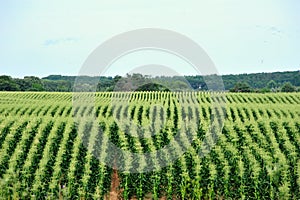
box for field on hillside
[0,92,299,199]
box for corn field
[0,92,299,199]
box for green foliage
[281,82,296,92]
[267,80,277,89]
[1,70,299,92]
[0,92,299,199]
[136,83,170,91]
[0,75,19,91]
[229,82,252,92]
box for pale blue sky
[0,0,299,78]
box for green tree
[24,76,44,91]
[229,82,252,92]
[136,83,170,91]
[0,75,19,91]
[97,78,113,91]
[15,78,31,91]
[281,82,295,92]
[267,80,277,89]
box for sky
[0,0,299,78]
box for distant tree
[267,80,277,89]
[172,80,190,91]
[15,78,31,91]
[113,75,122,84]
[43,75,63,81]
[97,78,113,91]
[136,83,170,91]
[24,76,44,91]
[130,73,146,88]
[281,82,295,92]
[0,75,19,91]
[0,70,299,92]
[185,75,205,90]
[42,79,72,91]
[229,82,252,92]
[221,71,299,90]
[113,73,148,91]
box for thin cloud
[255,25,283,37]
[43,37,79,46]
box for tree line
[0,70,299,92]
